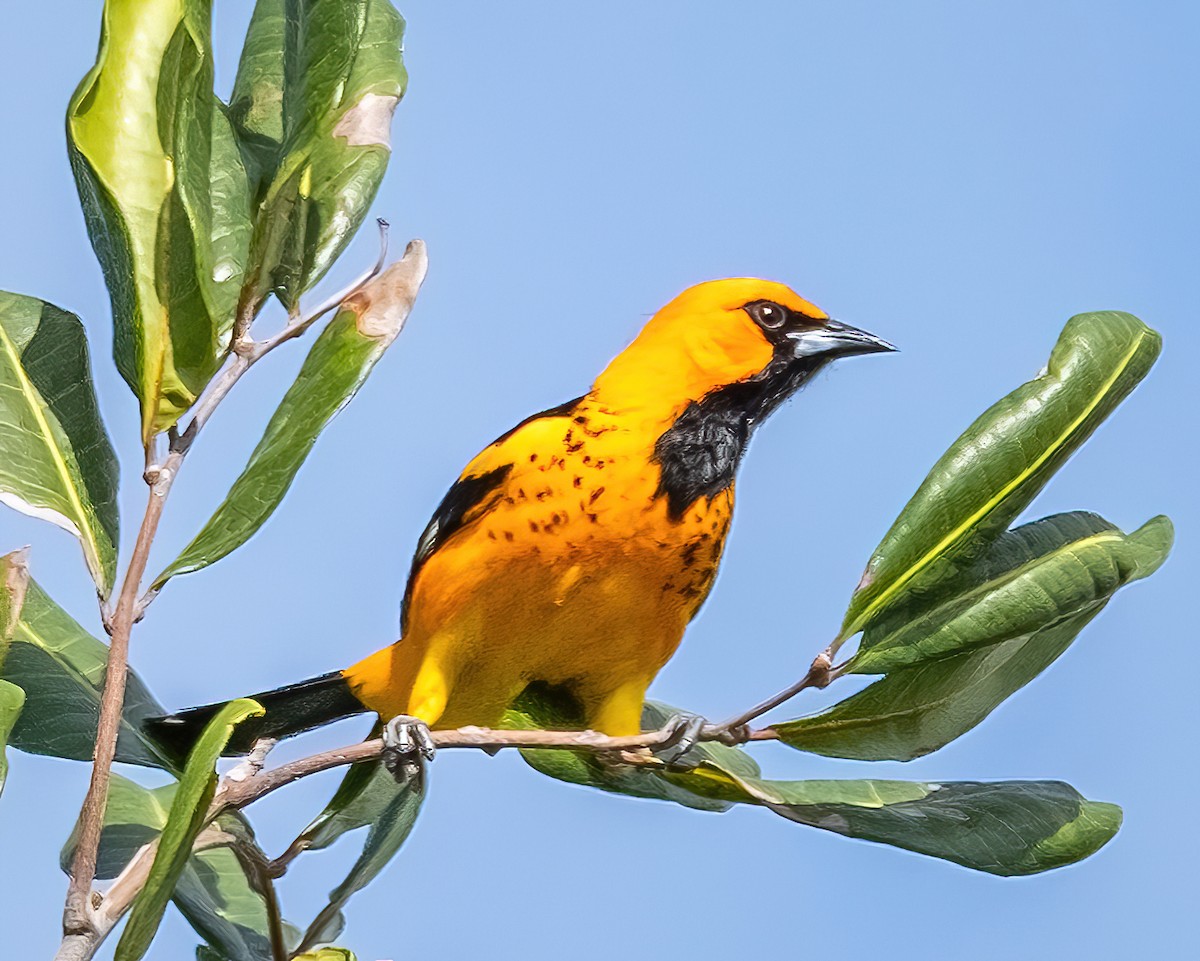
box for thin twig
[134,224,396,618]
[214,720,782,815]
[713,647,835,734]
[227,839,288,961]
[250,219,390,359]
[59,232,407,957]
[62,480,170,935]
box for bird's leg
[382,714,436,782]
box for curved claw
[382,714,436,781]
[654,712,707,768]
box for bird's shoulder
[401,397,586,628]
[461,394,587,479]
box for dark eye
[746,300,789,329]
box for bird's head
[593,278,895,418]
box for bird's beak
[787,319,897,359]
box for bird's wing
[400,396,585,631]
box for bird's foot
[653,712,708,769]
[382,714,436,782]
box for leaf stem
[713,647,836,734]
[249,218,390,359]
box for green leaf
[0,294,120,594]
[840,312,1161,640]
[63,773,282,961]
[0,680,24,799]
[153,244,427,589]
[779,610,1100,762]
[507,691,761,813]
[852,512,1173,674]
[235,0,407,314]
[228,0,286,205]
[290,747,420,955]
[293,951,356,961]
[116,699,264,961]
[61,773,170,881]
[1,578,171,768]
[177,840,282,961]
[68,0,251,440]
[670,767,1120,876]
[776,514,1172,761]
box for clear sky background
[1,2,1197,959]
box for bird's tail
[144,670,367,766]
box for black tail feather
[144,671,366,765]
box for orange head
[592,278,894,417]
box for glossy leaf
[63,773,280,961]
[508,692,762,813]
[153,242,427,589]
[116,699,264,961]
[1,579,171,768]
[178,841,284,961]
[852,512,1173,674]
[234,0,407,314]
[510,691,1119,874]
[0,680,24,799]
[841,312,1161,640]
[227,0,286,204]
[669,767,1120,876]
[293,951,356,961]
[0,294,120,594]
[68,0,251,439]
[776,515,1171,761]
[290,748,419,954]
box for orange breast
[347,399,733,729]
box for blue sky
[1,2,1197,959]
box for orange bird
[151,279,893,761]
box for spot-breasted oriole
[150,278,893,758]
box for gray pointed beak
[787,319,897,359]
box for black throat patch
[652,355,824,519]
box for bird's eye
[746,300,788,329]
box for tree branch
[62,480,169,934]
[714,647,835,734]
[49,662,824,961]
[59,231,407,952]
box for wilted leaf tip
[345,239,428,340]
[333,93,402,148]
[2,547,29,641]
